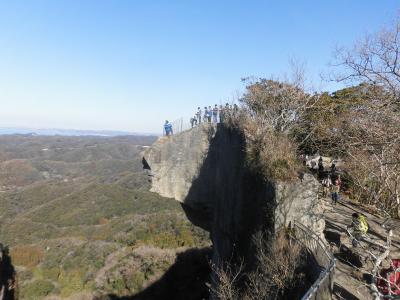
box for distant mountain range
[0,127,157,137]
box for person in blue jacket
[164,120,173,137]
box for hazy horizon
[0,125,159,136]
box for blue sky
[0,1,398,134]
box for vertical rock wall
[143,124,324,269]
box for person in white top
[322,176,332,198]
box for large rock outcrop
[143,124,324,267]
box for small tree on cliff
[240,59,320,136]
[235,60,322,181]
[236,82,303,181]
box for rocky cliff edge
[143,124,325,266]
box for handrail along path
[291,220,336,300]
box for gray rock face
[275,173,325,237]
[143,125,216,230]
[143,124,324,266]
[143,125,215,203]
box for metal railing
[168,116,220,135]
[169,117,192,135]
[291,220,336,300]
[166,105,238,135]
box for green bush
[111,277,127,294]
[41,266,60,281]
[18,269,33,282]
[20,279,55,299]
[59,269,85,297]
[128,272,145,292]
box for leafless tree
[211,261,243,300]
[331,19,400,216]
[341,92,400,215]
[212,231,304,300]
[333,19,400,102]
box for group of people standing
[322,173,342,205]
[303,154,370,247]
[190,103,238,128]
[163,103,239,136]
[317,157,342,205]
[301,155,342,205]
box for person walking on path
[300,154,306,166]
[347,213,369,247]
[337,174,342,188]
[219,105,225,123]
[224,102,232,120]
[330,162,337,175]
[190,116,197,128]
[203,107,208,123]
[336,174,343,197]
[212,104,218,123]
[318,156,324,179]
[322,176,332,198]
[163,120,173,137]
[310,160,316,172]
[331,178,340,205]
[207,106,212,122]
[196,107,202,124]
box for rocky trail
[320,195,400,300]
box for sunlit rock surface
[143,123,324,266]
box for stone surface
[143,123,325,266]
[275,173,325,237]
[144,125,216,203]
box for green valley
[0,135,209,299]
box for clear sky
[0,1,398,134]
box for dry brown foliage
[331,18,400,216]
[213,231,304,300]
[226,111,300,182]
[342,100,400,216]
[246,127,299,181]
[244,231,303,300]
[240,79,315,134]
[225,63,316,182]
[212,261,243,300]
[10,245,44,268]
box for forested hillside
[0,135,209,299]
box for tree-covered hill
[0,135,209,299]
